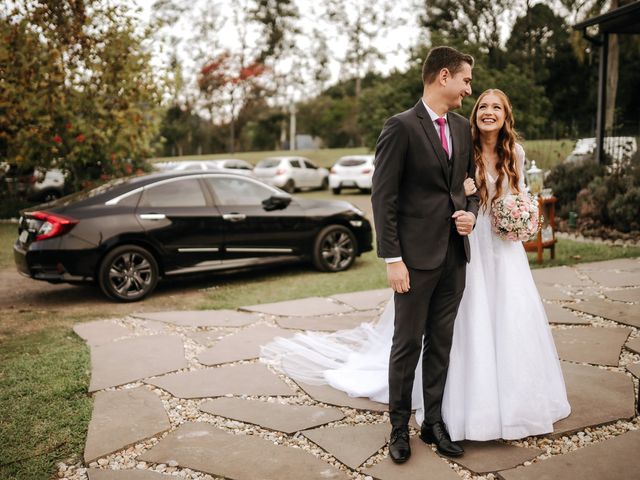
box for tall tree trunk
[605,0,619,132]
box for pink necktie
[435,117,449,157]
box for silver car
[253,156,329,193]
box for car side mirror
[262,194,292,211]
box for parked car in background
[14,171,372,302]
[154,159,255,176]
[564,137,638,166]
[329,155,375,194]
[1,163,67,202]
[253,156,329,193]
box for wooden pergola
[573,1,640,164]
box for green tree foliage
[0,1,163,189]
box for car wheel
[283,179,295,193]
[312,225,357,272]
[359,187,371,194]
[98,245,159,302]
[332,187,342,195]
[320,177,329,190]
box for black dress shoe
[419,421,464,457]
[389,425,411,463]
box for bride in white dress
[262,89,571,441]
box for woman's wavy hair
[470,89,521,210]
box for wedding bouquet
[491,192,542,242]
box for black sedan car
[14,171,372,302]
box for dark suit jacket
[371,100,480,270]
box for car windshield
[256,158,281,168]
[338,158,368,167]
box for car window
[290,160,301,168]
[140,178,207,207]
[303,160,317,169]
[205,177,274,206]
[338,158,367,167]
[256,158,281,168]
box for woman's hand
[464,177,477,196]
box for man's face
[443,63,472,110]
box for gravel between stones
[59,280,640,480]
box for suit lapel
[414,101,450,187]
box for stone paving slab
[133,310,260,327]
[565,298,640,328]
[577,258,640,272]
[448,441,543,474]
[551,326,631,366]
[200,397,345,433]
[605,288,640,303]
[626,336,640,355]
[147,363,294,398]
[241,297,354,317]
[139,422,349,480]
[303,423,389,469]
[298,382,388,412]
[535,283,574,301]
[198,324,294,365]
[584,270,640,288]
[363,436,460,480]
[627,362,640,379]
[84,387,170,463]
[543,303,589,325]
[276,311,378,331]
[185,329,232,346]
[551,362,635,436]
[89,335,187,392]
[88,470,174,480]
[73,320,132,346]
[500,429,640,480]
[532,266,590,286]
[330,289,392,311]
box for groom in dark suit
[371,46,479,463]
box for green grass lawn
[0,216,638,479]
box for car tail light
[30,211,79,241]
[362,168,372,174]
[28,175,38,184]
[275,168,286,175]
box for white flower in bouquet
[491,192,542,241]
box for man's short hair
[422,46,474,85]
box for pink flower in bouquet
[505,197,516,210]
[511,208,521,218]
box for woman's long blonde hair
[470,89,521,210]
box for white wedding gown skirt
[261,211,571,441]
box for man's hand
[387,261,410,293]
[452,210,475,236]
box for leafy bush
[608,187,640,232]
[573,149,640,233]
[545,158,605,218]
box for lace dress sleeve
[516,143,526,193]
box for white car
[329,155,375,194]
[154,159,255,176]
[253,156,329,193]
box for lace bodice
[481,143,527,204]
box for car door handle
[223,213,246,222]
[139,213,166,220]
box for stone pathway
[61,259,640,480]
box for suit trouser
[388,233,466,426]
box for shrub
[545,159,605,218]
[608,187,640,232]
